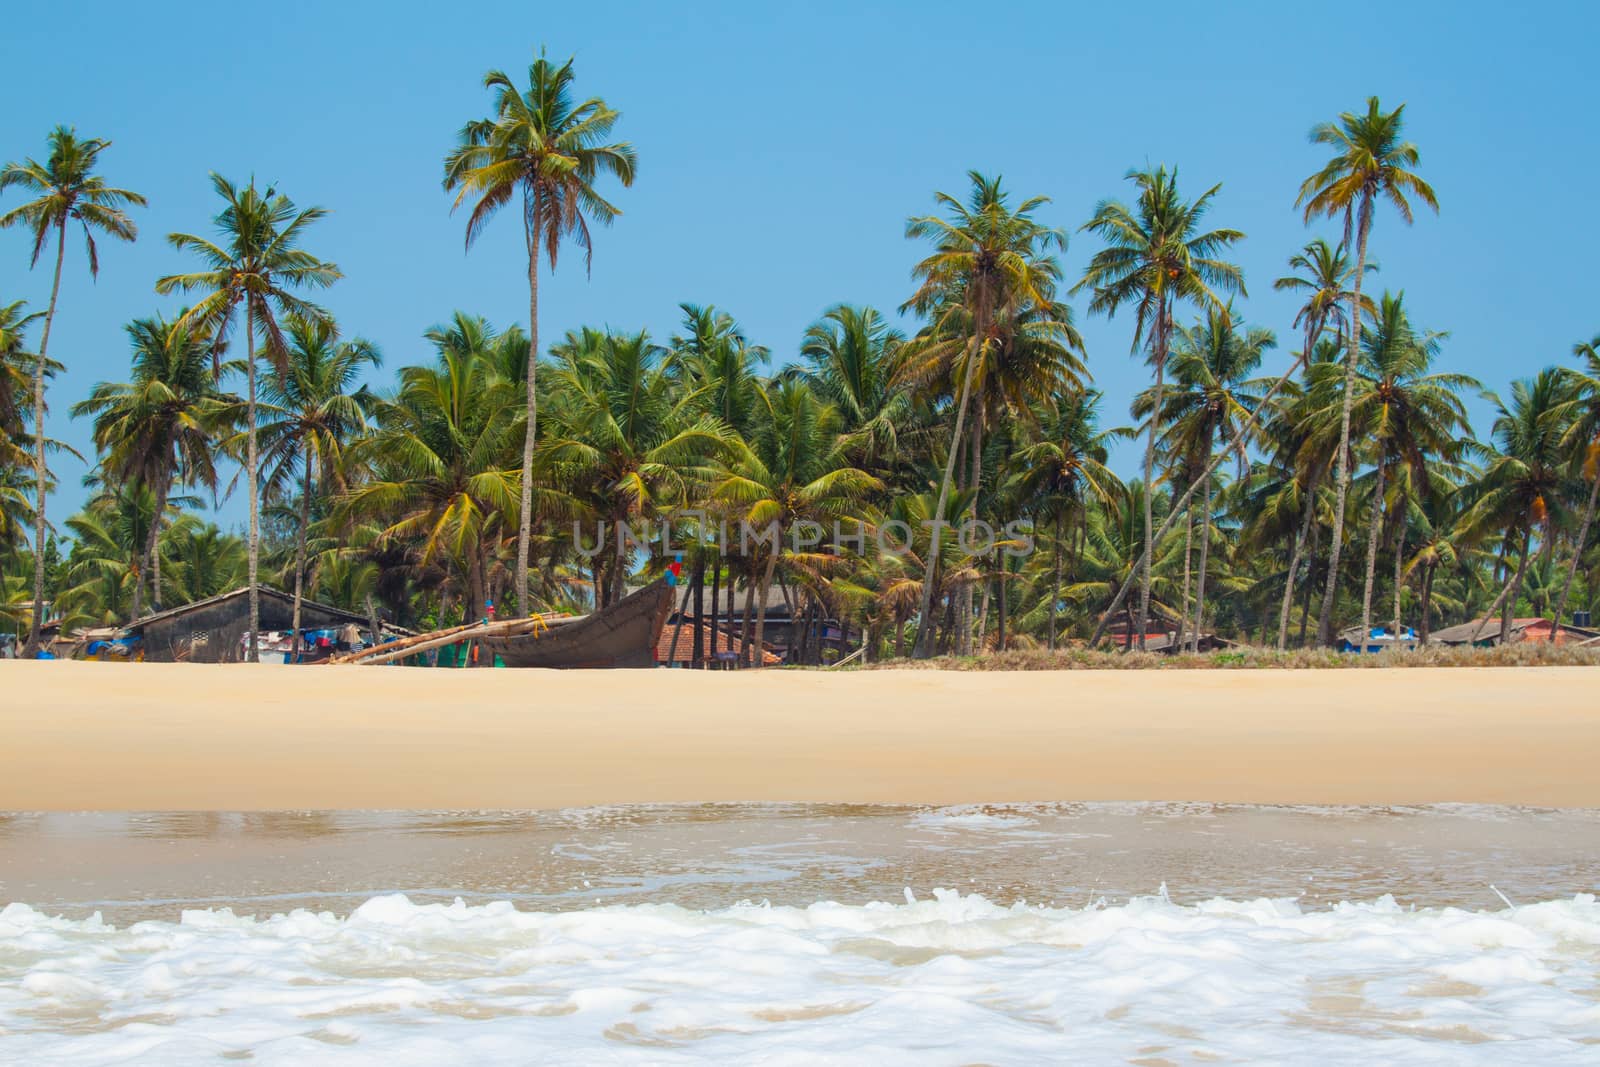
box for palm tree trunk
[1551,464,1599,640]
[1391,511,1406,640]
[1137,297,1170,651]
[996,555,1008,653]
[710,559,722,660]
[1359,462,1385,643]
[515,228,540,617]
[751,542,780,668]
[1277,472,1317,650]
[24,221,66,655]
[139,469,170,622]
[1500,528,1532,644]
[245,302,261,663]
[1048,512,1062,652]
[739,566,757,667]
[1195,473,1212,650]
[691,551,707,668]
[1419,563,1435,644]
[1470,532,1527,645]
[1316,202,1372,646]
[365,594,382,652]
[290,459,313,662]
[1178,497,1193,652]
[148,471,167,614]
[913,291,987,658]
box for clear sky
[3,0,1596,526]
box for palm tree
[902,172,1066,656]
[0,127,146,652]
[1006,391,1125,649]
[72,313,234,618]
[794,304,907,467]
[1310,292,1472,643]
[1143,306,1276,648]
[337,339,524,623]
[1270,242,1371,647]
[1298,97,1438,646]
[1076,165,1244,648]
[1551,335,1600,639]
[162,517,247,605]
[542,327,731,606]
[713,378,881,664]
[0,300,43,465]
[444,49,638,618]
[255,315,380,659]
[155,174,341,660]
[1465,371,1573,642]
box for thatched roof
[123,585,369,632]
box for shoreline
[4,661,1598,810]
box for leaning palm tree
[444,48,638,618]
[72,313,234,618]
[902,171,1066,656]
[255,315,380,659]
[1298,97,1438,646]
[1075,165,1244,648]
[1550,334,1600,639]
[155,175,341,660]
[0,127,146,651]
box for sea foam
[3,890,1599,1064]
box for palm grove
[4,61,1599,663]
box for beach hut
[1429,616,1600,648]
[122,586,376,663]
[1337,625,1421,654]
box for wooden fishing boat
[477,578,674,668]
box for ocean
[2,804,1598,1063]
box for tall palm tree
[1142,306,1276,648]
[902,171,1066,656]
[0,127,146,651]
[1076,165,1244,648]
[255,315,380,658]
[444,49,638,617]
[72,313,234,618]
[1311,292,1472,643]
[1551,335,1600,639]
[155,174,341,660]
[1298,97,1438,646]
[1270,242,1371,647]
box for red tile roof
[656,620,780,666]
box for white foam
[2,892,1598,1064]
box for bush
[858,642,1600,671]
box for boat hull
[478,580,673,668]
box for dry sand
[3,661,1598,810]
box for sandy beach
[2,661,1598,810]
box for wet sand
[3,661,1598,810]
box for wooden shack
[124,586,371,663]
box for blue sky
[3,0,1596,526]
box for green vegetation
[3,65,1599,664]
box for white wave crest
[3,891,1599,1064]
